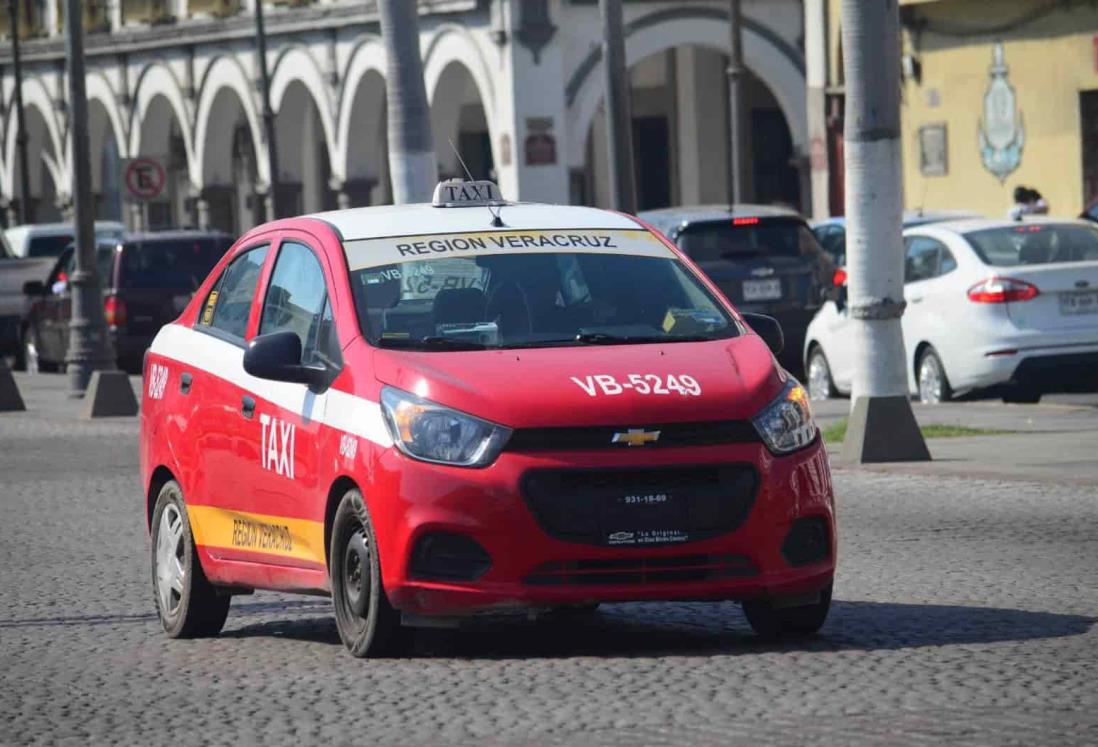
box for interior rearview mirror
[741,313,784,356]
[244,331,324,388]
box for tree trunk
[378,0,437,204]
[839,0,929,463]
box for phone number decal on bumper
[571,374,701,397]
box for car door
[232,237,339,572]
[187,243,272,545]
[902,235,957,388]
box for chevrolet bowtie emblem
[611,429,661,447]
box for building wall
[900,0,1098,217]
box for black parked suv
[639,205,834,376]
[22,231,232,373]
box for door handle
[179,372,193,394]
[241,395,256,419]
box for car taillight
[967,277,1039,303]
[104,295,127,326]
[832,268,847,287]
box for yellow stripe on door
[187,505,326,566]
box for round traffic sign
[124,157,167,201]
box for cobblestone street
[1,378,1096,746]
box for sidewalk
[815,398,1098,486]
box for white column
[172,1,189,21]
[675,47,702,206]
[302,106,323,214]
[805,0,830,219]
[108,0,123,30]
[495,0,570,204]
[44,0,61,37]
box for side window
[199,245,270,340]
[905,237,945,283]
[260,242,333,367]
[939,247,957,275]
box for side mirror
[244,331,323,387]
[741,312,784,356]
[22,280,47,296]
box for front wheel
[917,347,952,404]
[329,489,405,657]
[742,584,832,639]
[150,481,230,638]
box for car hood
[370,335,785,428]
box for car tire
[806,347,838,401]
[917,347,953,404]
[150,480,230,638]
[742,583,832,639]
[329,488,406,658]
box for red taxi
[141,180,836,657]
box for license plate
[604,492,688,546]
[743,278,782,301]
[1060,290,1098,315]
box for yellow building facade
[826,0,1098,218]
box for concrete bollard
[0,365,26,412]
[81,370,139,418]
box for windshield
[28,233,77,258]
[677,218,821,262]
[966,224,1098,267]
[346,229,737,350]
[119,237,230,290]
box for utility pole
[64,0,117,395]
[839,0,929,464]
[727,0,748,204]
[598,0,637,214]
[8,0,31,224]
[254,0,280,221]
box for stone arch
[3,74,64,200]
[85,72,127,157]
[194,54,267,188]
[128,62,196,181]
[428,60,494,181]
[335,36,389,204]
[566,9,807,168]
[270,45,338,173]
[423,25,498,166]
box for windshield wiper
[574,332,715,345]
[377,336,489,351]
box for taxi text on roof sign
[432,179,504,208]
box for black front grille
[504,421,760,452]
[525,554,757,586]
[522,465,757,547]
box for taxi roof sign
[432,179,504,208]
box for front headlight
[752,379,818,454]
[380,386,512,467]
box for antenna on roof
[447,137,506,228]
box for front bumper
[368,439,836,616]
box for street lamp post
[727,0,748,204]
[598,0,637,214]
[254,0,280,221]
[8,0,32,224]
[64,0,116,395]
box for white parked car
[804,218,1098,404]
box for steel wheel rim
[155,504,186,618]
[342,529,371,619]
[807,354,831,400]
[24,339,38,374]
[919,356,942,404]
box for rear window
[676,218,821,261]
[965,224,1098,267]
[120,238,231,290]
[28,234,76,258]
